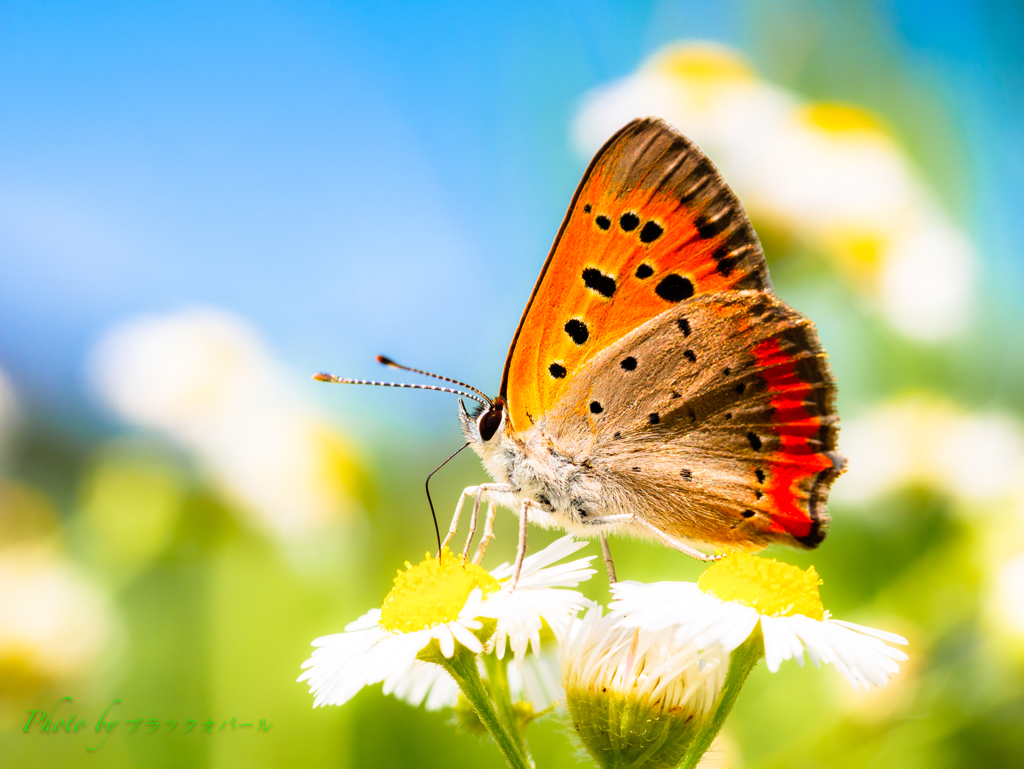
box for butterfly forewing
[542,292,844,550]
[501,118,771,434]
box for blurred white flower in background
[573,42,975,341]
[89,308,361,540]
[836,395,1024,509]
[0,546,118,694]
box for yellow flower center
[698,553,824,620]
[649,44,754,85]
[378,550,500,633]
[801,103,884,136]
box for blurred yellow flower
[72,443,184,586]
[0,546,117,698]
[573,42,975,341]
[89,308,362,540]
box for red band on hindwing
[752,337,834,539]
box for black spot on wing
[635,263,654,279]
[742,509,756,518]
[596,215,611,230]
[683,350,696,363]
[620,356,637,371]
[755,468,765,483]
[747,432,762,450]
[648,413,660,425]
[656,275,694,302]
[548,362,566,379]
[583,203,592,213]
[590,401,603,414]
[680,469,692,481]
[677,318,691,336]
[582,268,616,298]
[619,212,640,232]
[640,221,663,243]
[565,319,589,345]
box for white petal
[760,615,807,672]
[449,620,484,653]
[788,616,908,689]
[830,619,909,646]
[298,628,427,708]
[384,660,460,711]
[435,624,456,658]
[490,535,592,583]
[344,608,383,632]
[611,580,760,651]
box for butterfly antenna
[312,373,489,407]
[376,355,492,406]
[425,442,470,559]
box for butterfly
[320,117,845,583]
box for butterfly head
[460,396,507,447]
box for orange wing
[501,118,772,433]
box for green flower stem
[679,627,765,769]
[482,653,531,759]
[441,649,533,769]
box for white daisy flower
[298,536,595,708]
[610,553,908,690]
[485,534,597,665]
[90,308,361,540]
[561,606,728,769]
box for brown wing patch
[501,117,770,434]
[543,292,844,551]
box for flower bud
[561,608,726,769]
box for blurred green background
[2,1,1023,767]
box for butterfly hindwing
[542,292,844,550]
[501,118,771,434]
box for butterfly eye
[477,406,504,442]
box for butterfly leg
[633,518,723,562]
[461,491,483,564]
[440,490,470,551]
[442,484,512,551]
[581,513,722,562]
[599,534,617,584]
[472,502,497,566]
[511,499,545,590]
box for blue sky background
[1,0,1021,437]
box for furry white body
[457,400,706,556]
